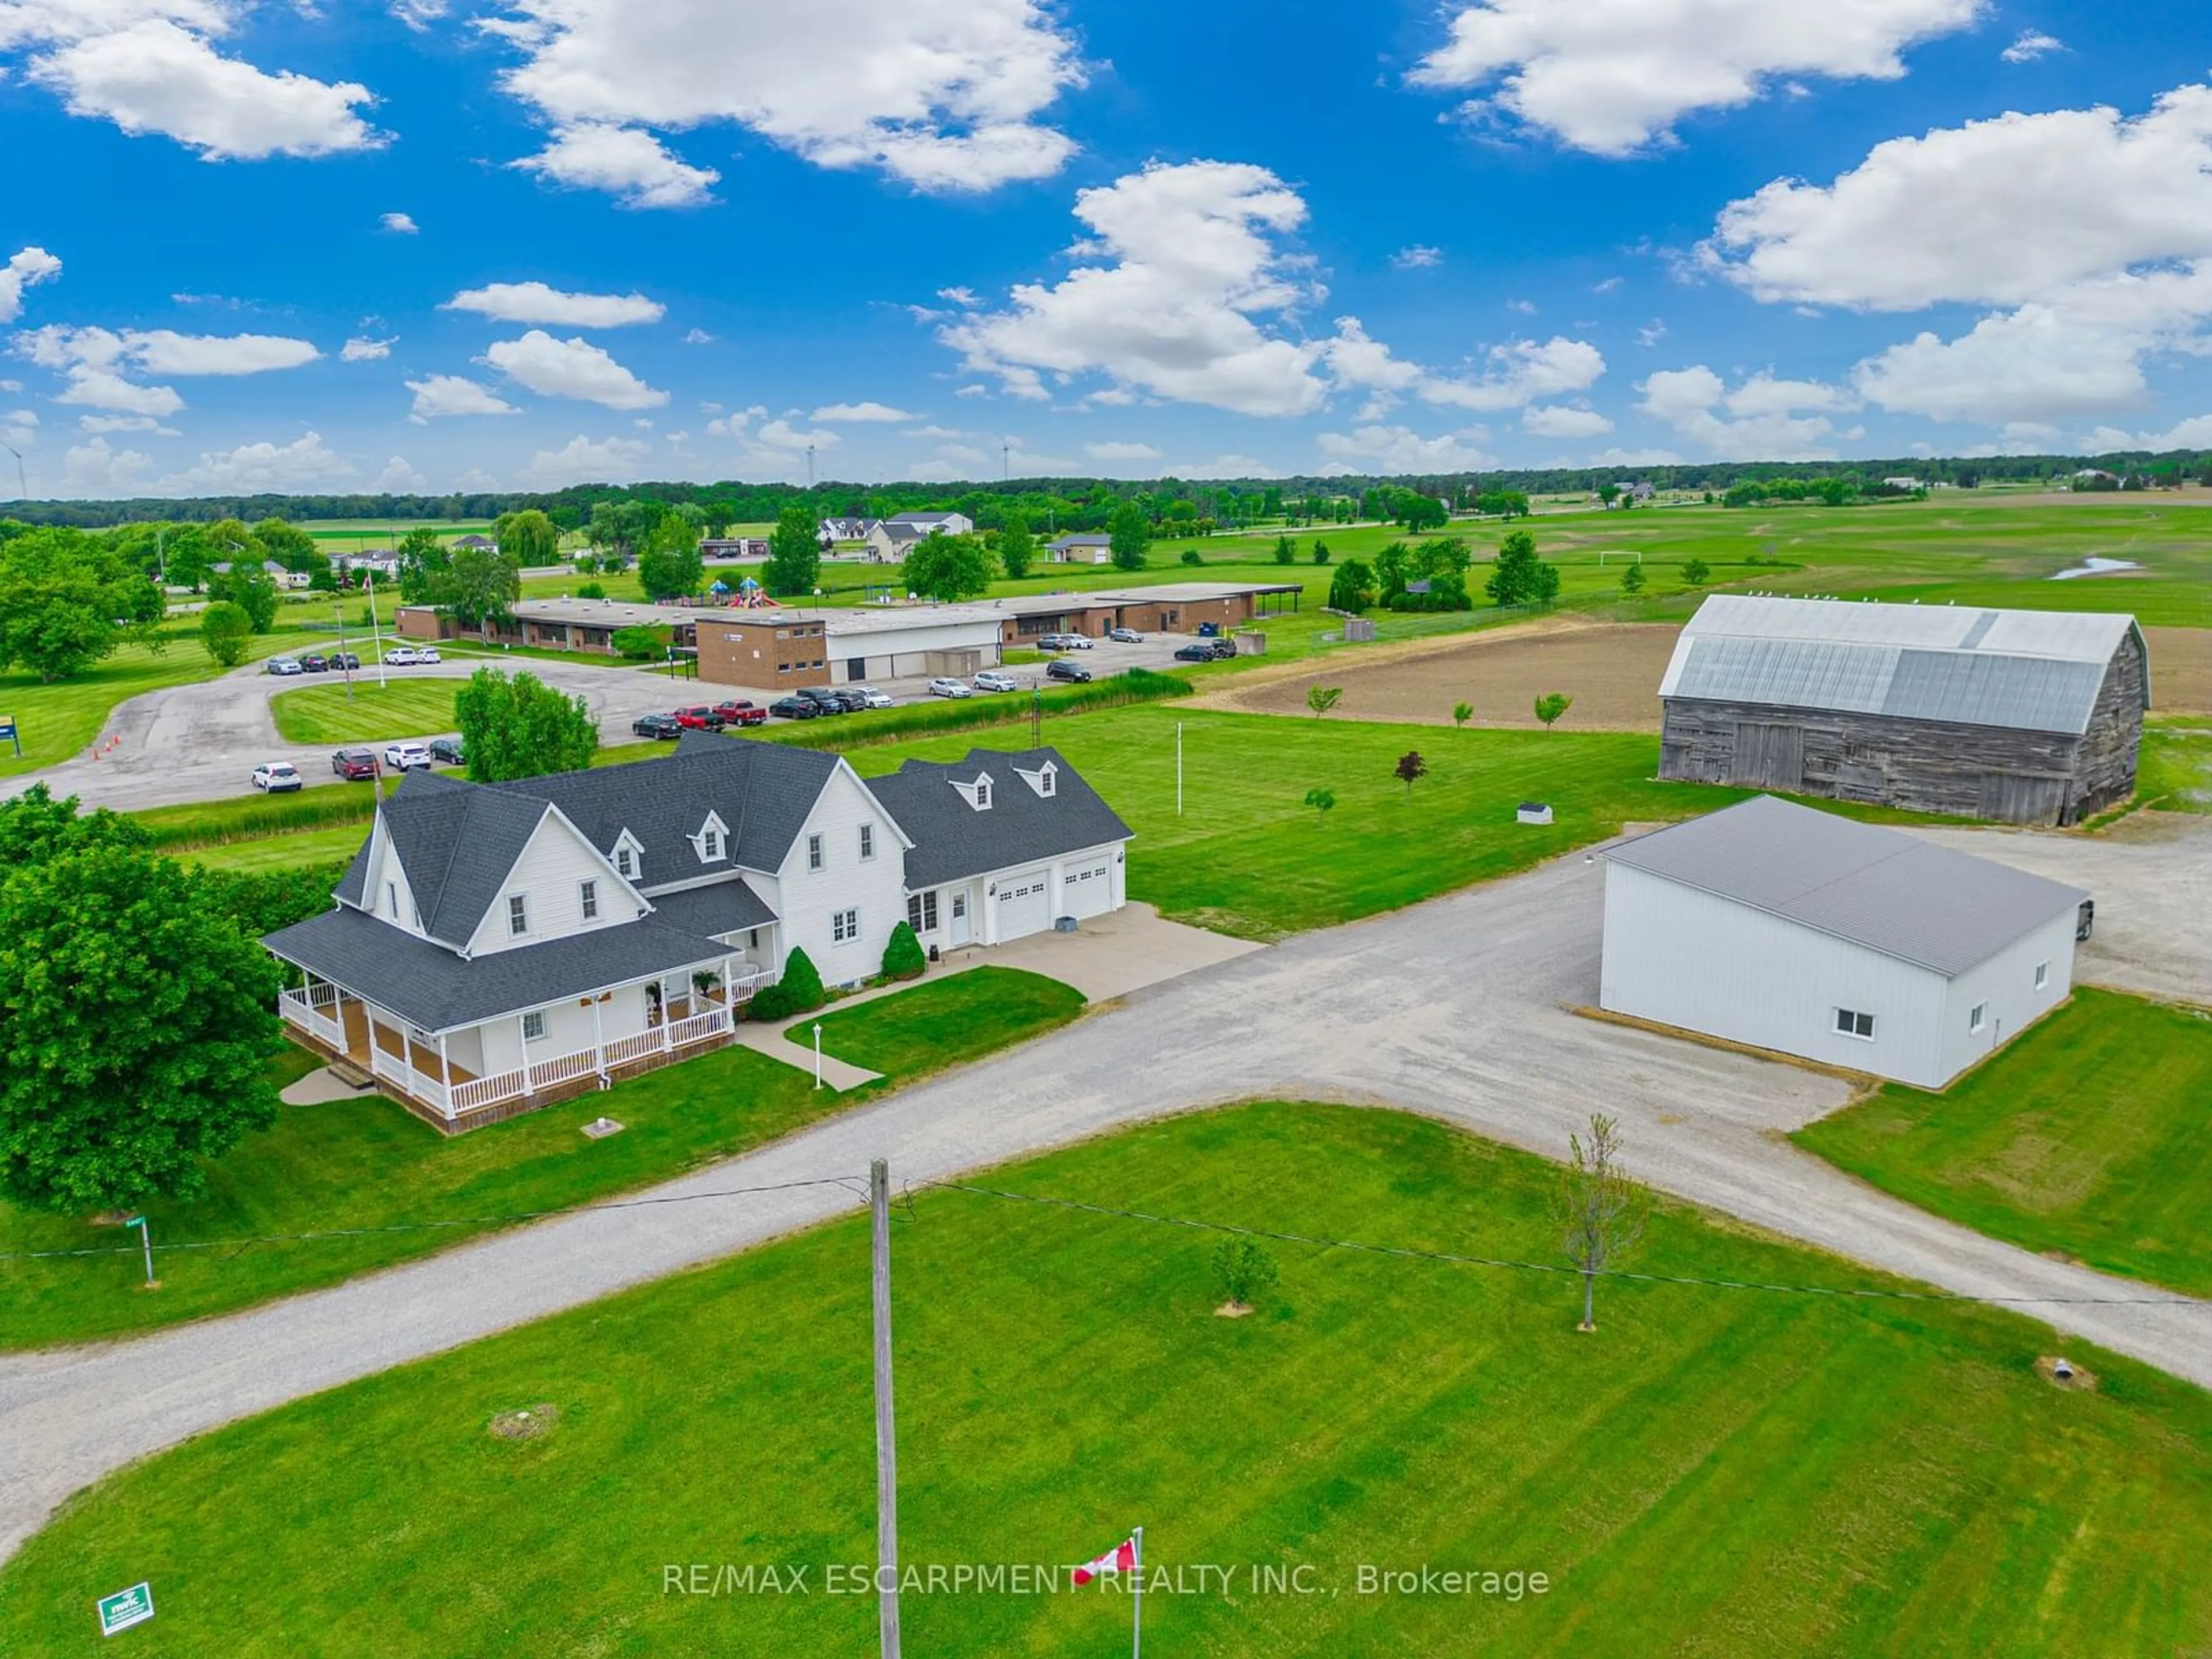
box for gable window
[703,827,723,860]
[1040,768,1055,797]
[616,846,635,878]
[975,779,991,809]
[808,833,824,872]
[832,908,859,945]
[507,895,529,937]
[1834,1007,1875,1041]
[386,880,399,920]
[859,824,875,861]
[907,891,939,933]
[2034,961,2050,991]
[522,1010,545,1041]
[580,880,600,921]
[1968,1001,1988,1035]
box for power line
[0,1176,869,1264]
[915,1180,2208,1311]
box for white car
[251,762,302,793]
[851,686,895,709]
[383,741,433,770]
[927,677,974,699]
[1062,632,1096,649]
[417,646,441,664]
[382,647,423,666]
[972,670,1020,693]
[265,657,303,676]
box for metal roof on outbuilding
[1605,795,2087,976]
[1658,596,2145,735]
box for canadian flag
[1071,1536,1138,1585]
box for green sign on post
[0,713,18,759]
[97,1582,154,1637]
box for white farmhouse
[1600,796,2088,1088]
[266,734,1132,1129]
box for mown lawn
[1795,988,2212,1297]
[3,1103,2207,1656]
[0,1043,841,1350]
[792,967,1086,1078]
[268,679,461,744]
[2138,720,2212,813]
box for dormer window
[974,779,990,809]
[694,812,729,865]
[1040,768,1055,797]
[1016,761,1058,799]
[703,827,722,860]
[616,846,634,878]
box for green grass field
[267,680,461,744]
[185,823,371,871]
[4,1103,2206,1655]
[2138,720,2212,813]
[1795,988,2212,1297]
[794,967,1086,1079]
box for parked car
[1107,627,1143,643]
[797,688,847,715]
[672,705,726,732]
[973,669,1020,693]
[383,647,425,666]
[1036,632,1078,651]
[712,699,768,728]
[331,748,380,781]
[927,676,974,699]
[329,652,361,671]
[631,713,684,740]
[384,741,433,771]
[1207,637,1239,660]
[1046,659,1093,684]
[767,696,818,720]
[266,657,304,676]
[298,653,329,673]
[1063,633,1096,649]
[1172,642,1215,663]
[417,647,442,664]
[833,688,874,712]
[251,762,302,793]
[429,736,465,766]
[850,686,895,709]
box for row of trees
[0,527,166,681]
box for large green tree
[998,511,1035,580]
[209,560,279,632]
[588,499,656,569]
[199,601,252,667]
[396,527,449,604]
[456,668,599,782]
[0,527,157,681]
[763,504,821,597]
[903,531,995,601]
[1326,559,1376,613]
[1486,529,1562,608]
[494,509,563,568]
[0,783,147,865]
[433,545,522,634]
[0,838,282,1214]
[637,514,706,601]
[252,517,321,573]
[1108,501,1150,572]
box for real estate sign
[97,1582,154,1637]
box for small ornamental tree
[1395,749,1428,793]
[1681,558,1713,588]
[1108,502,1151,571]
[999,512,1035,580]
[1556,1113,1649,1332]
[1327,558,1374,613]
[1452,700,1474,728]
[1486,529,1562,608]
[1306,684,1343,718]
[1274,535,1297,565]
[1619,561,1647,596]
[764,504,823,597]
[0,844,282,1214]
[1533,692,1574,732]
[881,921,926,982]
[1303,786,1335,821]
[1211,1238,1279,1312]
[199,600,252,668]
[1180,549,1203,567]
[778,946,827,1012]
[609,625,666,662]
[1311,540,1331,566]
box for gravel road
[1,817,2205,1564]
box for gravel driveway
[2,817,2206,1564]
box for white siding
[1934,910,2079,1083]
[1601,862,1954,1086]
[466,809,642,957]
[475,982,653,1074]
[774,766,911,985]
[359,815,426,938]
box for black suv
[797,688,847,715]
[1046,659,1093,684]
[768,695,818,719]
[429,736,465,766]
[631,713,684,740]
[828,688,871,712]
[298,653,329,673]
[1173,642,1214,663]
[329,652,361,671]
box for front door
[949,890,972,947]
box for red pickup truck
[712,699,769,728]
[672,705,726,732]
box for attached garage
[994,871,1052,940]
[1063,855,1115,920]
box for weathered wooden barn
[1657,596,2149,825]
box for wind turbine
[1,442,25,502]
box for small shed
[1601,796,2086,1087]
[1517,802,1553,825]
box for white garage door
[1063,858,1114,921]
[996,871,1051,940]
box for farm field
[269,680,461,745]
[1795,988,2212,1298]
[3,1103,2207,1655]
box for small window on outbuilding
[2034,960,2050,991]
[1834,1007,1875,1040]
[1969,1002,1987,1035]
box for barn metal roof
[1658,596,2146,735]
[1606,795,2088,976]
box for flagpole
[1131,1526,1143,1659]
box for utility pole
[335,601,355,704]
[365,569,388,688]
[871,1159,902,1658]
[807,445,816,490]
[1176,721,1183,817]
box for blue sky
[3,0,2210,498]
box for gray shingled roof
[868,747,1133,889]
[646,879,778,938]
[264,908,732,1033]
[377,773,550,946]
[1605,796,2087,975]
[1659,596,2146,736]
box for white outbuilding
[1600,796,2089,1088]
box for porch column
[517,1013,531,1084]
[592,995,608,1070]
[437,1031,454,1121]
[722,954,738,1031]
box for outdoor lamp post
[813,1022,824,1090]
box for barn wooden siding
[1658,631,2146,826]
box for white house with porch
[266,733,1131,1130]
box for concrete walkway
[2,821,2208,1565]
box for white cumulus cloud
[0,247,62,323]
[341,336,394,362]
[812,401,916,422]
[380,210,419,233]
[161,430,351,491]
[1522,403,1615,438]
[1391,244,1443,269]
[63,435,151,494]
[527,433,653,485]
[1316,424,1499,474]
[445,281,665,327]
[406,373,521,421]
[482,329,668,409]
[1408,0,1980,155]
[1084,440,1164,462]
[375,454,430,491]
[18,322,316,415]
[511,122,721,209]
[1638,365,1856,458]
[2001,29,2063,63]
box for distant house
[332,552,403,581]
[868,521,931,563]
[211,557,311,590]
[701,538,768,560]
[452,534,497,553]
[1881,477,1927,492]
[818,517,873,545]
[887,510,975,537]
[1047,533,1114,565]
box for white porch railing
[279,986,342,1050]
[728,967,774,1002]
[601,1029,664,1069]
[452,1066,528,1114]
[527,1048,600,1093]
[666,1009,726,1048]
[407,1066,450,1114]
